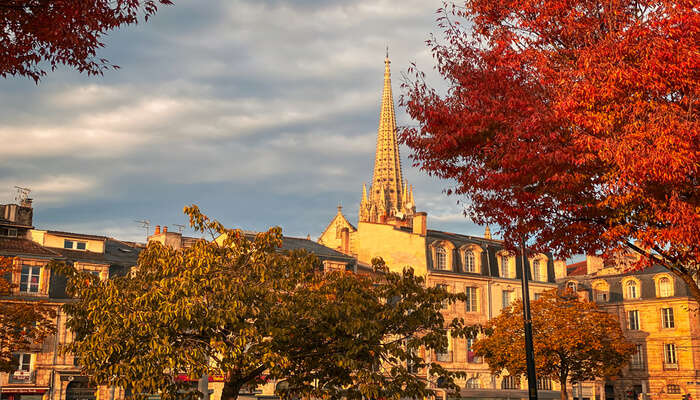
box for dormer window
[64,239,87,251]
[592,281,609,302]
[658,277,672,297]
[566,281,577,292]
[625,280,640,299]
[498,253,512,278]
[532,259,541,281]
[435,247,448,270]
[465,250,476,273]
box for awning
[0,388,49,394]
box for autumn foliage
[55,206,473,400]
[0,0,172,82]
[473,290,634,400]
[0,256,56,373]
[401,1,700,303]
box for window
[627,310,640,330]
[593,282,608,302]
[501,376,520,390]
[465,287,478,312]
[466,378,480,389]
[467,335,481,363]
[566,281,577,292]
[626,280,639,299]
[0,227,18,237]
[500,255,510,278]
[630,344,644,369]
[436,247,448,270]
[667,385,681,394]
[15,353,31,372]
[532,259,541,281]
[436,284,449,309]
[64,239,87,250]
[658,277,672,297]
[502,290,513,309]
[662,308,675,329]
[19,265,41,293]
[663,343,677,366]
[534,293,542,301]
[464,250,476,273]
[537,378,552,391]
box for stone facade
[562,256,700,400]
[318,55,570,399]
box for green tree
[53,206,472,400]
[473,290,634,400]
[0,256,56,372]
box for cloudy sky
[0,0,486,242]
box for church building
[319,54,568,398]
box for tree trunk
[220,378,243,400]
[671,266,700,309]
[559,375,568,400]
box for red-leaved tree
[0,0,172,82]
[401,1,699,302]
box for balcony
[8,370,36,384]
[663,362,679,371]
[436,351,453,362]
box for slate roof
[104,238,143,266]
[0,237,61,258]
[279,236,355,264]
[52,248,108,264]
[46,230,108,241]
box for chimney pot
[163,226,168,233]
[154,225,161,235]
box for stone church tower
[359,52,416,224]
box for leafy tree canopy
[0,0,172,82]
[401,0,700,303]
[53,206,474,400]
[473,290,634,400]
[0,256,56,372]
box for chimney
[154,225,161,235]
[163,226,168,233]
[412,212,427,236]
[340,227,350,254]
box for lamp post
[519,236,538,400]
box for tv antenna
[134,220,151,239]
[14,186,31,203]
[173,224,185,234]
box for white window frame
[626,281,639,299]
[465,287,478,312]
[502,290,512,309]
[465,250,476,273]
[16,353,31,372]
[664,343,677,365]
[435,247,448,270]
[658,277,672,297]
[19,265,41,294]
[627,310,640,330]
[661,307,675,329]
[500,254,510,278]
[532,259,541,281]
[631,344,644,368]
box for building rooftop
[0,237,61,258]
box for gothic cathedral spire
[359,52,416,223]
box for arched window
[500,254,510,278]
[466,378,480,389]
[626,280,639,299]
[465,250,476,273]
[658,277,672,297]
[532,259,541,281]
[436,247,447,270]
[566,281,577,292]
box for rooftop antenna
[14,186,31,204]
[173,224,185,234]
[135,219,150,240]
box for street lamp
[519,236,538,400]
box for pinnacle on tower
[484,225,492,239]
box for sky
[0,0,487,243]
